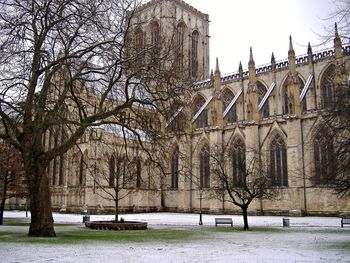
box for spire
[335,22,340,39]
[288,36,296,75]
[248,47,255,71]
[249,47,254,65]
[334,22,342,60]
[248,47,256,85]
[307,42,312,55]
[307,42,314,67]
[215,57,220,75]
[238,61,243,78]
[213,57,221,93]
[271,52,276,70]
[288,35,295,58]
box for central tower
[133,0,210,80]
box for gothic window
[176,22,186,74]
[223,89,237,124]
[168,102,185,132]
[313,129,335,184]
[58,126,65,186]
[135,27,144,66]
[171,146,179,189]
[116,156,127,188]
[199,144,210,188]
[191,30,199,78]
[52,128,58,185]
[109,156,115,187]
[231,139,245,187]
[284,90,289,115]
[320,64,335,108]
[270,135,288,187]
[79,154,85,185]
[300,82,307,112]
[150,21,160,60]
[136,159,141,189]
[193,95,208,129]
[283,76,306,115]
[257,82,269,118]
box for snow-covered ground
[1,211,350,263]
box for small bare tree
[210,145,274,230]
[0,143,27,225]
[92,140,141,222]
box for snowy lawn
[0,211,349,263]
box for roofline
[136,0,209,20]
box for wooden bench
[215,218,233,227]
[341,217,350,228]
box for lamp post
[199,189,203,225]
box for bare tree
[0,143,27,225]
[317,82,350,196]
[0,0,185,237]
[327,0,350,42]
[210,145,274,230]
[90,126,154,222]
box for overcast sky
[184,0,338,75]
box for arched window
[52,128,59,185]
[168,102,185,132]
[320,65,335,108]
[193,95,208,129]
[109,156,115,187]
[257,82,269,118]
[223,89,237,124]
[171,146,179,189]
[199,144,210,188]
[231,139,245,187]
[79,154,85,185]
[300,82,307,112]
[135,27,144,65]
[283,76,306,114]
[176,22,186,74]
[270,135,288,187]
[150,21,159,53]
[191,30,199,78]
[58,126,65,186]
[314,129,334,184]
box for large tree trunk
[28,166,55,237]
[24,144,56,237]
[242,206,249,231]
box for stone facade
[46,0,350,216]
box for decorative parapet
[192,45,350,89]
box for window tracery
[270,135,288,187]
[199,144,210,188]
[231,139,245,187]
[193,95,208,129]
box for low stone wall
[85,221,148,230]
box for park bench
[215,218,233,227]
[341,217,350,228]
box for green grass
[0,227,206,245]
[0,224,288,245]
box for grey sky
[184,0,337,75]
